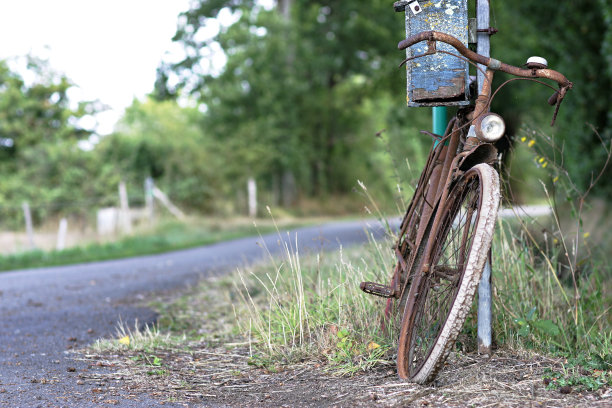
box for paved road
[0,219,390,407]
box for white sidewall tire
[411,163,500,384]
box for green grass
[91,212,611,380]
[490,215,611,356]
[232,233,398,373]
[542,353,612,392]
[227,214,611,375]
[0,217,310,272]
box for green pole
[433,106,447,146]
[433,106,447,135]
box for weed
[542,354,611,392]
[92,319,177,353]
[494,126,612,356]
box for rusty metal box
[396,0,470,107]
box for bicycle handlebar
[398,31,572,89]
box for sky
[0,0,192,135]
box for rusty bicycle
[360,27,572,383]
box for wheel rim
[402,171,483,379]
[386,193,428,325]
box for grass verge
[79,220,610,406]
[94,216,610,377]
[0,216,314,271]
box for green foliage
[97,98,229,212]
[0,57,105,227]
[492,1,612,196]
[1,1,610,230]
[492,216,611,355]
[158,0,427,202]
[0,57,94,161]
[513,306,560,339]
[543,354,612,392]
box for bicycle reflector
[474,113,506,142]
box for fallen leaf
[367,341,380,351]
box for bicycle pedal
[359,282,398,298]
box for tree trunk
[277,0,292,19]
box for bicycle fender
[458,144,498,172]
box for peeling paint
[404,0,469,106]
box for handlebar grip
[548,91,560,106]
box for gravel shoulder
[75,270,610,408]
[77,345,611,407]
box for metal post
[477,0,493,356]
[433,106,447,137]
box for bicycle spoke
[404,173,484,378]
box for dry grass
[77,334,611,407]
[75,270,611,407]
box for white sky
[0,0,193,135]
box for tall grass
[233,210,610,376]
[233,129,611,372]
[492,125,612,358]
[234,227,397,372]
[492,215,611,356]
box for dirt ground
[75,340,610,407]
[72,268,611,408]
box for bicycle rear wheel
[397,163,500,383]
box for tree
[0,57,103,225]
[98,98,228,212]
[492,1,612,195]
[156,1,409,201]
[0,57,95,163]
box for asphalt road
[0,219,390,407]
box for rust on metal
[476,26,498,35]
[432,265,461,282]
[359,281,399,299]
[458,144,498,171]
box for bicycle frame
[389,70,499,307]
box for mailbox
[395,0,470,107]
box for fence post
[477,0,493,356]
[56,218,68,251]
[145,177,155,223]
[22,202,35,250]
[118,181,132,234]
[152,187,186,220]
[247,177,257,218]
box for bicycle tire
[397,163,500,383]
